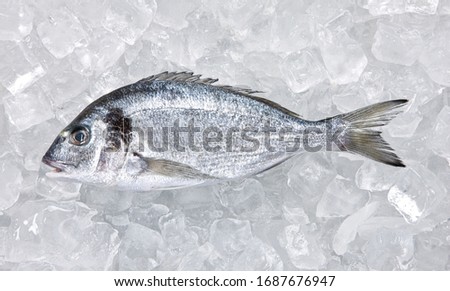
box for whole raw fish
[42,72,407,191]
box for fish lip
[41,157,71,172]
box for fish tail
[333,99,408,167]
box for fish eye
[69,127,90,146]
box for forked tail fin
[336,99,408,167]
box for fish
[42,71,407,191]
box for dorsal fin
[136,71,301,118]
[137,71,219,85]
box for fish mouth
[41,157,71,173]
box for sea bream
[42,72,407,191]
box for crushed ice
[0,0,449,270]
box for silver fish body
[42,72,407,191]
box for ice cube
[35,173,81,201]
[36,7,88,59]
[209,218,252,258]
[387,165,447,224]
[340,252,369,271]
[129,204,169,230]
[21,30,56,71]
[255,76,300,115]
[13,261,56,271]
[0,213,11,228]
[159,212,199,257]
[0,104,8,142]
[0,221,8,258]
[181,203,221,239]
[0,0,33,41]
[80,185,135,214]
[118,223,166,270]
[363,228,414,270]
[184,8,228,62]
[106,213,130,230]
[31,0,66,13]
[366,0,439,15]
[232,238,283,271]
[297,82,335,119]
[357,216,435,240]
[69,28,126,77]
[282,205,310,225]
[425,155,450,196]
[0,158,22,211]
[405,0,439,14]
[8,119,61,171]
[154,0,201,29]
[3,84,53,132]
[316,176,369,218]
[89,66,129,97]
[128,41,168,81]
[331,85,369,113]
[195,55,239,86]
[413,221,450,270]
[66,0,110,28]
[278,224,327,270]
[332,202,380,255]
[352,1,379,23]
[306,0,349,26]
[439,0,450,14]
[386,112,422,138]
[7,201,119,270]
[419,27,450,86]
[172,185,217,210]
[427,105,450,160]
[281,49,327,93]
[0,42,45,96]
[131,191,162,208]
[365,0,400,15]
[66,222,120,270]
[357,65,386,101]
[372,19,424,66]
[54,92,95,125]
[38,63,89,106]
[388,187,424,223]
[287,154,337,212]
[355,161,400,191]
[236,8,275,53]
[317,28,367,84]
[218,179,276,221]
[393,13,438,36]
[271,0,312,52]
[102,0,157,45]
[384,65,438,110]
[124,40,143,66]
[178,242,217,271]
[207,0,271,32]
[243,51,283,78]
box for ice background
[0,0,449,271]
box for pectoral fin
[133,153,214,180]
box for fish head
[41,113,108,181]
